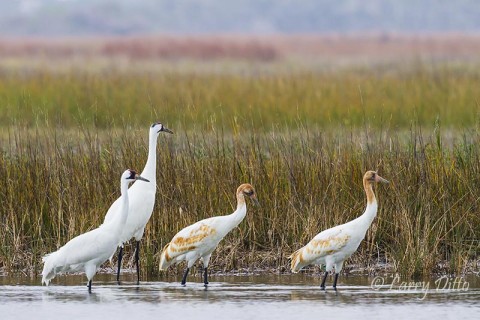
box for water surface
[1,273,479,319]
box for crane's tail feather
[41,252,59,286]
[159,243,172,271]
[289,247,306,273]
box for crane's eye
[244,190,254,196]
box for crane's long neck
[359,179,378,229]
[110,179,130,233]
[141,132,158,182]
[227,193,247,229]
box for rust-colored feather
[289,247,305,273]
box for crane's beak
[136,175,150,182]
[160,126,174,134]
[251,194,260,207]
[375,174,389,184]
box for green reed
[1,64,480,130]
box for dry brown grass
[0,126,478,279]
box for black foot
[320,271,328,290]
[135,241,140,285]
[181,267,190,286]
[87,280,92,293]
[116,247,123,283]
[203,267,209,286]
[332,273,339,290]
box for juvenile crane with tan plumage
[160,184,259,286]
[290,171,388,290]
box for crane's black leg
[181,267,190,286]
[135,241,140,284]
[203,267,209,286]
[87,280,92,293]
[116,246,124,283]
[320,271,328,290]
[333,273,339,291]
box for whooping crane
[290,171,388,290]
[159,184,259,286]
[41,169,149,292]
[103,122,173,283]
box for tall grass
[0,124,478,279]
[1,61,479,279]
[1,66,480,129]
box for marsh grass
[0,124,478,279]
[1,60,480,279]
[1,65,480,130]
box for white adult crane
[103,122,172,283]
[42,169,149,292]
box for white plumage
[159,183,259,286]
[41,169,149,291]
[290,171,388,290]
[102,122,172,282]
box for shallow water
[1,273,479,319]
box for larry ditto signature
[371,275,470,300]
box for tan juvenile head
[236,183,260,206]
[363,171,389,185]
[363,170,389,204]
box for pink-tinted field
[1,33,479,62]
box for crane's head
[364,171,389,185]
[123,169,150,183]
[237,183,260,206]
[150,122,173,135]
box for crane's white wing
[54,228,117,267]
[290,227,351,272]
[159,217,221,269]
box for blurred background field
[0,1,479,280]
[2,34,480,129]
